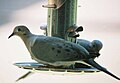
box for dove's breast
[24,35,39,60]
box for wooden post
[46,0,78,42]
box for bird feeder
[14,0,100,81]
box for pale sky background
[0,0,120,83]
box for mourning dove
[9,25,90,68]
[77,39,102,58]
[8,25,120,80]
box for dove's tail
[85,59,120,80]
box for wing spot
[52,47,55,50]
[57,50,61,53]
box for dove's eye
[18,28,22,32]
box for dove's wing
[31,36,90,63]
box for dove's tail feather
[85,59,120,80]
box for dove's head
[91,40,103,53]
[8,25,31,38]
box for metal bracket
[42,4,57,8]
[66,25,83,38]
[42,0,67,9]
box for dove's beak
[8,33,14,39]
